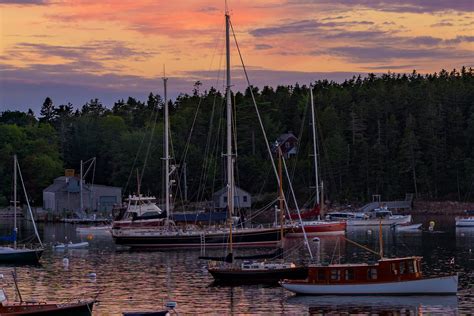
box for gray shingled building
[212,186,252,210]
[43,176,121,214]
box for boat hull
[395,223,422,231]
[280,275,458,295]
[0,300,94,315]
[209,266,308,284]
[347,215,412,226]
[112,227,282,249]
[455,218,474,227]
[0,248,43,264]
[286,221,346,237]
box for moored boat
[53,241,89,249]
[280,256,458,295]
[285,220,346,237]
[394,223,422,232]
[326,209,411,226]
[455,210,474,227]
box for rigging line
[140,99,160,185]
[230,19,311,252]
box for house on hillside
[43,176,121,215]
[272,132,298,158]
[212,186,252,210]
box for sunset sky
[1,0,472,113]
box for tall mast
[13,155,17,249]
[310,87,320,205]
[80,159,83,213]
[225,8,234,257]
[278,147,284,245]
[163,70,170,220]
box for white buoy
[367,229,373,235]
[88,272,97,278]
[62,257,69,267]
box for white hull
[396,223,422,231]
[76,226,111,235]
[455,218,474,227]
[53,242,89,249]
[347,215,411,226]
[281,275,458,295]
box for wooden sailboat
[280,222,458,295]
[207,101,306,284]
[0,155,43,265]
[285,87,346,237]
[112,33,282,250]
[0,271,94,315]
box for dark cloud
[0,63,366,113]
[287,0,474,13]
[430,22,454,27]
[404,36,443,46]
[255,44,273,50]
[0,0,48,4]
[445,36,474,44]
[250,19,374,37]
[323,46,472,62]
[366,64,418,70]
[198,6,219,12]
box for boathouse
[212,186,252,210]
[43,176,122,214]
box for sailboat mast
[225,9,234,256]
[278,148,284,243]
[13,155,17,249]
[163,72,170,220]
[310,87,320,205]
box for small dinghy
[395,223,422,232]
[123,301,177,316]
[53,241,89,249]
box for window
[408,261,415,273]
[367,268,377,280]
[317,269,326,280]
[330,270,341,281]
[243,196,248,203]
[399,262,406,274]
[223,196,227,203]
[345,269,354,280]
[285,142,290,148]
[391,263,398,275]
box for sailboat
[0,155,43,264]
[207,136,308,284]
[112,67,282,249]
[285,87,346,237]
[280,223,458,295]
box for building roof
[43,176,118,193]
[212,186,250,197]
[276,132,298,144]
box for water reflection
[0,220,472,315]
[287,295,459,315]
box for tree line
[1,67,473,208]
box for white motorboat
[53,241,89,249]
[455,210,474,227]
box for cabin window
[330,270,341,281]
[317,269,326,280]
[399,262,406,274]
[243,196,248,203]
[408,261,415,273]
[345,269,354,280]
[391,263,398,275]
[367,268,377,280]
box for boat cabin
[302,257,422,284]
[122,195,165,220]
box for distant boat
[53,241,89,249]
[455,210,474,227]
[76,225,111,236]
[394,223,422,232]
[326,209,411,226]
[123,301,177,316]
[0,155,43,265]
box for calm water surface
[1,214,472,315]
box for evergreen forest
[1,67,473,208]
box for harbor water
[0,214,472,315]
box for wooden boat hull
[280,275,458,295]
[209,266,308,284]
[0,300,94,315]
[286,221,346,237]
[0,248,43,264]
[112,227,282,249]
